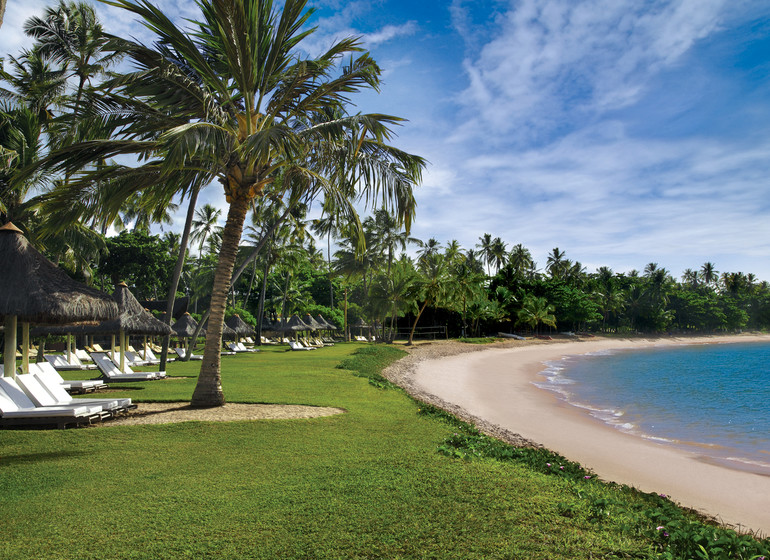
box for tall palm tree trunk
[408,301,429,345]
[160,188,198,370]
[256,256,270,345]
[191,197,250,407]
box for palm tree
[36,0,425,407]
[516,295,557,334]
[191,204,222,258]
[489,236,507,275]
[368,257,417,342]
[372,208,418,275]
[508,243,533,278]
[24,1,119,115]
[311,209,340,308]
[701,262,718,288]
[476,233,493,276]
[681,268,700,287]
[546,247,567,280]
[444,239,463,266]
[416,237,441,262]
[407,252,450,345]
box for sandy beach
[402,335,770,535]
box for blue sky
[2,0,770,280]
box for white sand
[411,335,770,534]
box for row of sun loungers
[0,370,136,429]
[91,352,166,382]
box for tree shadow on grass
[0,450,90,467]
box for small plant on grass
[336,345,405,389]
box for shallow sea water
[536,341,770,474]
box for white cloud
[452,0,727,144]
[362,21,418,47]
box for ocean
[537,341,770,474]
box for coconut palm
[191,203,222,258]
[33,0,425,407]
[476,233,493,276]
[701,262,718,287]
[372,207,419,275]
[508,243,533,278]
[407,252,450,345]
[546,247,567,280]
[416,237,441,262]
[681,268,700,287]
[24,1,120,116]
[489,236,507,275]
[516,295,557,334]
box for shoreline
[388,334,770,535]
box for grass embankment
[1,344,768,559]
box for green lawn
[1,344,767,559]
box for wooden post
[21,322,29,374]
[3,315,16,376]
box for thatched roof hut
[171,313,203,338]
[140,296,189,320]
[94,283,173,336]
[1,222,118,375]
[316,315,337,330]
[0,223,118,324]
[225,314,255,336]
[302,314,323,331]
[274,315,310,332]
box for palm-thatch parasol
[272,315,310,341]
[352,317,371,340]
[225,314,256,339]
[302,314,324,331]
[315,314,337,330]
[171,312,205,354]
[171,312,203,338]
[0,223,118,375]
[36,282,173,372]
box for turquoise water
[537,342,770,474]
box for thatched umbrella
[95,283,173,372]
[36,283,173,372]
[315,314,337,330]
[275,315,310,341]
[0,223,118,376]
[302,314,324,331]
[225,314,256,339]
[171,313,204,354]
[352,317,371,340]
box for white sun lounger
[45,354,86,371]
[227,342,259,353]
[236,342,259,353]
[0,377,108,428]
[288,341,314,351]
[32,362,106,393]
[174,347,203,360]
[14,374,109,416]
[91,353,164,381]
[123,351,148,366]
[20,372,135,415]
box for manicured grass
[2,343,768,559]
